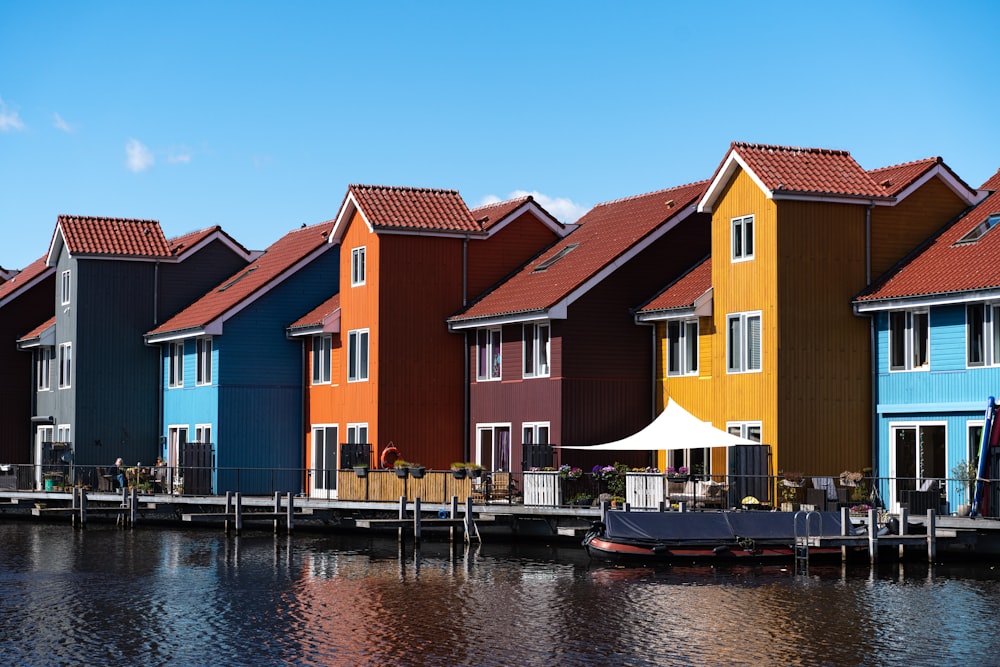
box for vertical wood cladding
[466,211,560,300]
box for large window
[477,424,511,472]
[477,328,501,381]
[351,247,366,286]
[967,304,1000,367]
[731,214,754,261]
[312,334,333,384]
[196,337,212,385]
[312,424,339,494]
[58,342,72,389]
[727,312,761,373]
[667,319,699,376]
[37,348,52,391]
[60,270,71,305]
[348,329,369,382]
[168,342,184,388]
[889,309,929,371]
[523,323,550,378]
[891,423,945,508]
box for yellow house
[636,143,980,480]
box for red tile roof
[288,293,341,332]
[637,257,712,314]
[54,216,172,258]
[857,190,1000,303]
[470,196,532,230]
[451,180,707,323]
[981,168,1000,192]
[168,225,251,258]
[0,256,53,304]
[348,184,481,234]
[867,158,940,196]
[17,315,55,343]
[148,221,335,337]
[733,142,888,198]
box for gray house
[17,217,253,489]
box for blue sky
[2,1,998,270]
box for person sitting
[109,457,126,490]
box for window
[532,243,579,272]
[312,334,333,384]
[312,425,339,493]
[58,342,72,389]
[196,337,212,385]
[348,329,369,382]
[891,423,945,508]
[37,348,52,391]
[726,312,761,373]
[727,422,762,442]
[477,328,502,380]
[956,214,1000,245]
[522,422,550,447]
[731,215,754,261]
[56,424,71,444]
[477,424,511,472]
[667,319,699,376]
[967,304,1000,367]
[351,247,366,286]
[889,309,929,371]
[523,323,550,378]
[195,424,212,444]
[60,270,71,305]
[347,423,368,452]
[168,342,184,388]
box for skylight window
[217,266,258,291]
[532,243,579,273]
[956,213,1000,245]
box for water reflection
[3,523,1000,666]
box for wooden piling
[235,492,243,534]
[286,492,294,534]
[79,489,87,528]
[414,497,422,544]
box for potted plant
[451,462,467,479]
[610,495,626,508]
[408,463,426,479]
[571,492,593,507]
[394,460,410,478]
[353,462,369,478]
[952,459,976,516]
[779,471,804,510]
[465,462,484,478]
[558,464,582,480]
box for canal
[2,521,1000,666]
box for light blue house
[855,169,1000,514]
[145,221,338,495]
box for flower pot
[410,466,426,479]
[395,467,409,479]
[452,468,467,480]
[468,468,483,479]
[354,466,368,478]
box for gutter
[866,202,878,480]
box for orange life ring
[380,444,401,469]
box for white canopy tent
[557,398,759,451]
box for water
[2,522,1000,667]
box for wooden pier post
[79,489,87,529]
[450,496,459,543]
[867,507,878,562]
[225,491,233,534]
[927,509,936,560]
[286,492,294,535]
[841,506,850,561]
[414,497,422,545]
[129,487,137,527]
[273,492,282,534]
[898,508,908,560]
[398,496,407,543]
[465,496,474,543]
[235,492,243,535]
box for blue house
[145,221,338,495]
[855,168,999,514]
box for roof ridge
[868,156,941,174]
[471,195,532,211]
[58,214,161,224]
[349,183,461,196]
[595,179,709,207]
[733,141,852,157]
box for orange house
[291,185,565,496]
[637,143,982,481]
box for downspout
[153,260,160,325]
[649,321,658,470]
[300,338,307,493]
[462,235,470,464]
[866,203,878,481]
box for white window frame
[523,322,550,378]
[194,424,212,444]
[351,246,366,286]
[168,341,184,388]
[966,304,1000,368]
[476,423,512,472]
[348,329,369,382]
[60,270,71,306]
[476,328,502,381]
[311,424,339,495]
[731,214,754,262]
[58,342,72,389]
[347,423,369,449]
[196,337,213,386]
[666,319,699,376]
[727,421,762,442]
[888,421,947,512]
[726,311,761,374]
[37,347,52,391]
[889,309,929,372]
[56,424,71,444]
[312,334,333,385]
[522,422,550,447]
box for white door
[34,425,53,489]
[311,425,338,498]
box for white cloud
[125,138,154,172]
[478,190,589,223]
[0,97,25,132]
[167,149,192,164]
[52,113,73,132]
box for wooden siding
[157,240,251,320]
[466,211,560,300]
[869,177,970,279]
[0,272,54,462]
[378,233,467,470]
[775,199,871,476]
